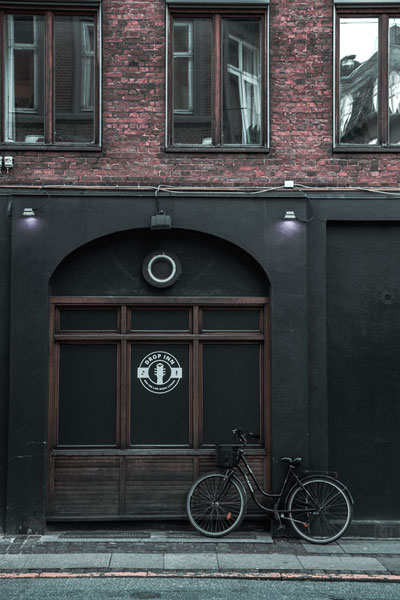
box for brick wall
[5,0,400,188]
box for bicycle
[186,428,353,544]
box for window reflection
[389,19,400,144]
[223,20,261,145]
[339,18,378,145]
[55,16,95,143]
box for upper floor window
[336,5,400,149]
[1,5,99,148]
[167,6,268,150]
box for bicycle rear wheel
[187,472,247,537]
[286,476,352,544]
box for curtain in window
[223,20,261,145]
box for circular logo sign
[142,251,182,288]
[137,351,183,394]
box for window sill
[333,145,400,153]
[165,146,270,154]
[0,144,102,153]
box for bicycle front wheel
[186,472,247,537]
[286,476,352,544]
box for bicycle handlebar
[232,427,261,444]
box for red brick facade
[3,0,400,187]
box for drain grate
[59,531,151,539]
[166,531,258,539]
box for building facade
[0,0,400,534]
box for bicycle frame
[226,451,315,528]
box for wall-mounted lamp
[284,210,297,220]
[150,210,172,230]
[22,208,36,217]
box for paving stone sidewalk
[0,528,399,580]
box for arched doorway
[47,229,270,522]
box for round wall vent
[142,251,182,288]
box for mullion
[0,12,3,142]
[213,14,221,146]
[45,11,53,143]
[379,14,388,145]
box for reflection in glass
[389,19,400,144]
[4,15,45,143]
[55,16,95,143]
[172,19,212,144]
[339,18,378,145]
[222,20,261,145]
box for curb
[1,570,400,582]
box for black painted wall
[0,198,11,532]
[327,222,400,519]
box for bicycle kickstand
[273,506,285,532]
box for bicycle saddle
[280,457,302,466]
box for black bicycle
[186,428,353,544]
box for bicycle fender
[287,474,354,505]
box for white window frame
[173,21,193,114]
[5,15,40,142]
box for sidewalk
[1,525,400,582]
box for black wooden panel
[202,309,260,331]
[52,456,120,515]
[131,309,190,331]
[202,343,261,444]
[58,344,117,446]
[60,309,118,331]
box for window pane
[58,344,117,446]
[174,57,192,111]
[222,20,261,145]
[202,309,260,331]
[339,18,378,145]
[173,18,212,144]
[60,309,118,331]
[14,15,34,44]
[174,22,190,53]
[4,15,45,143]
[389,19,400,144]
[131,310,190,331]
[55,16,95,143]
[131,344,189,445]
[202,344,261,444]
